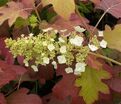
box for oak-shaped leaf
[96,0,121,18]
[41,0,75,19]
[52,65,85,104]
[104,24,121,52]
[0,1,30,26]
[75,66,111,104]
[0,60,26,88]
[45,14,89,35]
[6,88,43,104]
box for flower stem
[89,52,121,66]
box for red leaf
[37,65,54,84]
[47,14,89,35]
[0,60,26,87]
[42,93,71,104]
[0,93,7,104]
[52,65,84,104]
[7,88,43,104]
[0,38,14,64]
[96,0,121,18]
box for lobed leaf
[75,66,111,104]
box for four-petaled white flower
[98,31,103,37]
[74,26,86,33]
[65,67,73,74]
[100,40,107,48]
[59,37,65,43]
[60,46,67,53]
[52,61,57,69]
[29,33,34,37]
[57,55,66,64]
[31,65,38,72]
[47,44,55,51]
[43,57,50,64]
[88,44,98,51]
[23,60,29,67]
[69,35,84,46]
[74,62,86,75]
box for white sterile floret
[47,44,55,51]
[59,37,65,43]
[100,39,107,48]
[54,30,58,34]
[74,63,86,75]
[23,60,29,67]
[60,46,67,53]
[69,35,84,46]
[57,55,66,64]
[42,41,47,46]
[98,31,103,37]
[60,29,67,33]
[29,33,34,37]
[42,27,53,32]
[52,61,57,69]
[74,26,86,33]
[43,57,50,64]
[65,67,73,74]
[31,65,38,72]
[88,44,98,51]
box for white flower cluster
[5,29,108,76]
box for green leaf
[14,17,28,28]
[75,66,111,104]
[0,0,8,6]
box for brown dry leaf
[41,0,75,19]
[0,1,29,26]
[104,24,121,52]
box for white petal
[59,37,65,43]
[57,55,66,64]
[100,40,107,48]
[31,65,38,72]
[98,31,103,37]
[69,35,83,46]
[65,67,73,74]
[43,27,53,32]
[43,57,50,64]
[29,33,34,37]
[74,26,86,32]
[88,44,98,51]
[60,46,67,53]
[23,60,29,67]
[74,63,86,75]
[60,29,67,33]
[47,44,55,51]
[52,61,57,69]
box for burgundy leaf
[42,93,71,104]
[96,0,121,18]
[0,38,14,64]
[52,65,84,104]
[7,88,43,104]
[0,60,26,87]
[37,65,54,84]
